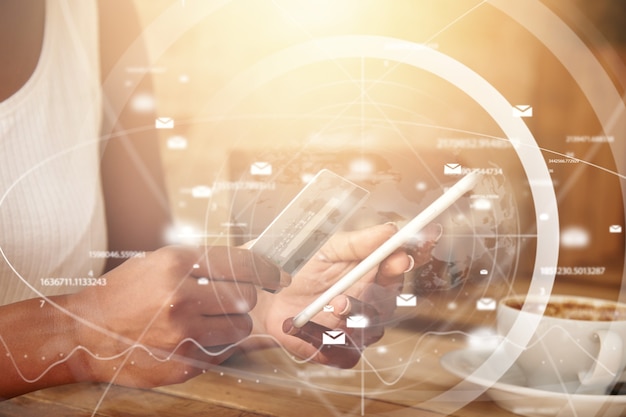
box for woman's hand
[64,246,287,388]
[250,223,440,368]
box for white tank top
[0,0,107,305]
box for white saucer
[440,348,626,417]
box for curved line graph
[2,323,620,388]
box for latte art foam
[506,299,626,321]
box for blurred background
[124,0,625,309]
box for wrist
[54,293,99,383]
[0,295,91,398]
[240,289,276,351]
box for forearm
[0,295,91,399]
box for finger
[289,296,385,347]
[376,249,412,288]
[192,246,290,291]
[403,222,443,249]
[330,296,378,319]
[376,223,442,288]
[402,222,442,265]
[332,296,384,346]
[282,318,362,369]
[319,223,398,263]
[176,279,257,315]
[320,222,441,265]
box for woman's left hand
[249,223,438,368]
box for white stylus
[291,171,482,328]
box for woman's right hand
[63,246,287,388]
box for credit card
[249,169,369,278]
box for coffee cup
[497,294,626,394]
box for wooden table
[1,280,623,417]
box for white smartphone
[291,171,482,328]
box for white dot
[472,198,492,211]
[349,158,374,179]
[130,92,156,113]
[560,226,590,248]
[300,173,315,184]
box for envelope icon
[396,293,417,307]
[610,225,623,233]
[512,105,533,118]
[346,315,368,328]
[476,297,497,311]
[443,163,462,175]
[250,162,272,176]
[167,135,187,149]
[323,305,335,313]
[155,117,174,129]
[322,330,345,345]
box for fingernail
[282,318,300,336]
[338,296,352,316]
[316,252,330,262]
[404,254,415,273]
[279,270,292,287]
[384,222,399,232]
[432,223,444,241]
